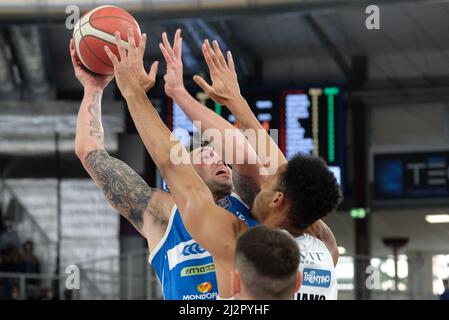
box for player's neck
[263,211,305,237]
[212,191,230,202]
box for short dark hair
[235,226,300,299]
[278,154,342,230]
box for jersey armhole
[148,205,177,264]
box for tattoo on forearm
[84,149,166,231]
[88,91,103,140]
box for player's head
[251,153,342,230]
[189,141,233,198]
[231,225,301,300]
[443,279,449,289]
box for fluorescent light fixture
[338,246,346,255]
[425,214,449,224]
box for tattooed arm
[71,40,172,243]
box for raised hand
[193,40,241,108]
[70,39,113,90]
[104,29,159,98]
[158,29,184,99]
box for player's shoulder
[297,233,329,251]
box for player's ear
[269,191,285,208]
[294,271,302,293]
[231,270,242,297]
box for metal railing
[1,252,444,300]
[72,248,163,300]
[2,182,57,275]
[0,272,68,300]
[1,180,106,299]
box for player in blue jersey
[71,37,263,300]
[104,28,340,299]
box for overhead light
[425,214,449,224]
[338,246,346,255]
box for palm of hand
[164,64,184,98]
[210,73,239,105]
[137,67,155,92]
[115,60,148,93]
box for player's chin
[214,175,233,191]
[215,173,233,184]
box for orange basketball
[72,5,141,75]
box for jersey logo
[303,268,332,288]
[300,251,325,262]
[167,239,211,271]
[182,243,206,256]
[196,282,213,294]
[181,262,215,277]
[216,197,232,209]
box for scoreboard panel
[166,85,345,187]
[280,87,344,185]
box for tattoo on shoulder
[84,149,167,231]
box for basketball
[72,5,141,75]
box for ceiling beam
[0,0,433,23]
[209,20,255,77]
[304,14,355,85]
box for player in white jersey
[191,37,341,299]
[295,233,337,300]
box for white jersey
[295,233,337,300]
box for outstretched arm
[160,31,266,206]
[194,40,287,174]
[104,29,240,297]
[196,40,339,258]
[71,40,171,243]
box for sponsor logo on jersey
[183,292,218,300]
[181,263,215,277]
[167,240,211,270]
[300,251,325,262]
[217,197,232,209]
[182,243,206,256]
[302,268,331,288]
[196,282,213,294]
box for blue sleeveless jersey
[149,192,258,300]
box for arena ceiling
[0,0,448,99]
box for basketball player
[232,225,301,300]
[158,28,338,251]
[194,38,342,300]
[148,26,338,299]
[160,30,341,299]
[104,28,341,299]
[70,39,258,300]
